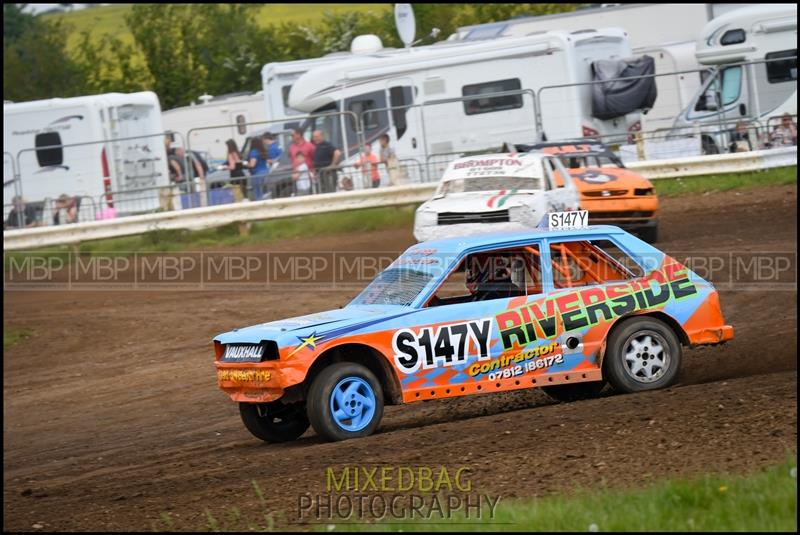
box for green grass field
[340,457,797,532]
[3,327,33,350]
[652,166,797,197]
[46,3,391,51]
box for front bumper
[216,362,288,403]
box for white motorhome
[162,91,266,164]
[671,4,797,153]
[288,29,649,164]
[4,91,169,217]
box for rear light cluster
[101,147,113,208]
[627,121,642,145]
[582,126,599,138]
[634,188,654,196]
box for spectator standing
[354,143,381,188]
[292,151,312,196]
[5,196,40,229]
[247,137,270,201]
[52,193,81,225]
[311,130,341,193]
[289,128,316,189]
[263,132,287,199]
[378,134,401,185]
[769,113,798,147]
[225,139,247,200]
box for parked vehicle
[288,28,653,161]
[670,4,797,154]
[413,152,579,242]
[214,220,733,442]
[3,91,169,216]
[510,140,660,243]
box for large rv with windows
[4,91,168,217]
[670,4,797,153]
[288,28,650,163]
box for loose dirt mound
[3,185,797,531]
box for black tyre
[542,380,606,402]
[239,401,310,443]
[307,362,384,442]
[639,225,659,244]
[603,317,681,393]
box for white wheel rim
[622,330,670,384]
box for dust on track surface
[3,185,797,531]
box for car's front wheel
[603,317,681,393]
[307,362,384,442]
[239,401,310,443]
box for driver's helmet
[466,254,512,294]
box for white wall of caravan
[161,92,266,163]
[4,92,168,212]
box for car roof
[412,225,629,254]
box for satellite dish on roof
[394,3,416,48]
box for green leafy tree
[72,32,154,95]
[3,13,85,102]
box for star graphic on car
[287,331,325,358]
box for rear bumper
[688,325,735,345]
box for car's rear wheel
[239,401,309,443]
[603,317,681,393]
[542,380,606,402]
[307,362,384,442]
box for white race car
[414,152,580,242]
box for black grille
[438,210,510,225]
[589,211,654,220]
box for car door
[391,243,547,400]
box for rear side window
[35,132,63,167]
[235,114,247,135]
[766,49,798,84]
[549,239,643,289]
[720,29,745,46]
[462,78,522,115]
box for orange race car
[512,141,660,243]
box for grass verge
[3,327,33,350]
[652,166,797,197]
[339,456,798,532]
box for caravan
[288,29,652,164]
[4,91,168,217]
[671,4,797,153]
[162,92,266,165]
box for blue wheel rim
[330,377,376,432]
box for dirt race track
[3,185,798,531]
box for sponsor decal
[496,264,698,351]
[393,319,492,374]
[574,170,617,184]
[468,342,561,378]
[287,331,325,358]
[217,369,272,383]
[453,158,522,170]
[486,188,519,208]
[223,344,264,361]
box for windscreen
[350,268,433,306]
[438,176,540,195]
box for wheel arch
[293,343,403,406]
[598,310,690,367]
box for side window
[462,78,522,115]
[720,29,745,46]
[35,132,63,167]
[766,49,798,84]
[344,90,388,148]
[235,114,247,135]
[281,85,293,112]
[549,240,643,289]
[427,246,541,307]
[720,66,742,106]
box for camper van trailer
[288,28,651,163]
[4,91,169,218]
[162,91,266,165]
[671,4,797,153]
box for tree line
[4,4,584,110]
